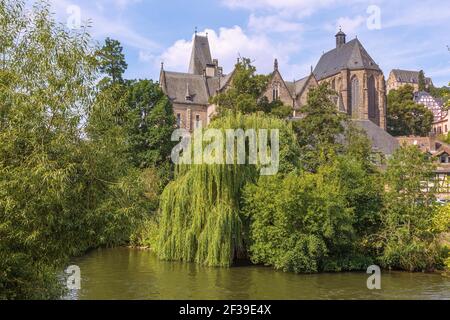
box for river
[65,247,450,300]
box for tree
[0,0,149,299]
[294,83,347,172]
[125,80,176,177]
[375,145,442,271]
[210,58,291,118]
[155,113,301,267]
[418,70,427,92]
[243,121,383,273]
[387,85,434,136]
[97,37,128,84]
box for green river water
[66,247,450,300]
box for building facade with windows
[386,69,433,94]
[160,30,388,134]
[413,91,447,135]
[312,30,387,129]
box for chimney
[205,63,216,77]
[335,28,346,49]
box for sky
[42,0,450,86]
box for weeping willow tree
[155,112,300,267]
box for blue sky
[46,0,450,86]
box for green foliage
[125,80,176,184]
[210,58,290,118]
[155,113,300,267]
[418,70,427,92]
[0,0,151,299]
[97,37,128,85]
[387,85,434,136]
[243,131,382,273]
[375,145,442,271]
[429,84,450,103]
[293,83,347,172]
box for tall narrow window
[368,75,377,120]
[195,114,201,128]
[176,113,181,128]
[272,82,279,101]
[350,76,359,116]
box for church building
[160,29,388,133]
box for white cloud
[47,0,158,51]
[335,15,366,34]
[248,14,303,33]
[223,0,335,10]
[222,0,359,17]
[159,26,310,79]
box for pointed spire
[310,65,313,74]
[188,31,212,74]
[194,26,197,36]
[274,58,279,71]
[160,61,164,71]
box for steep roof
[161,71,210,105]
[390,69,432,85]
[353,120,399,156]
[313,38,381,80]
[161,70,230,105]
[188,35,212,75]
[285,74,316,98]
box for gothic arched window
[368,75,377,120]
[272,82,280,101]
[350,76,359,116]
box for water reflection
[66,247,450,300]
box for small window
[176,113,181,128]
[441,155,448,164]
[195,114,201,128]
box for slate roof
[162,71,210,105]
[313,38,381,81]
[391,69,432,85]
[353,120,399,156]
[188,35,212,75]
[161,71,230,105]
[285,74,314,98]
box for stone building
[313,30,387,129]
[386,69,433,93]
[260,59,319,118]
[160,30,388,132]
[159,34,230,131]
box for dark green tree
[418,70,427,92]
[294,83,347,172]
[125,80,176,183]
[97,37,128,84]
[387,85,434,136]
